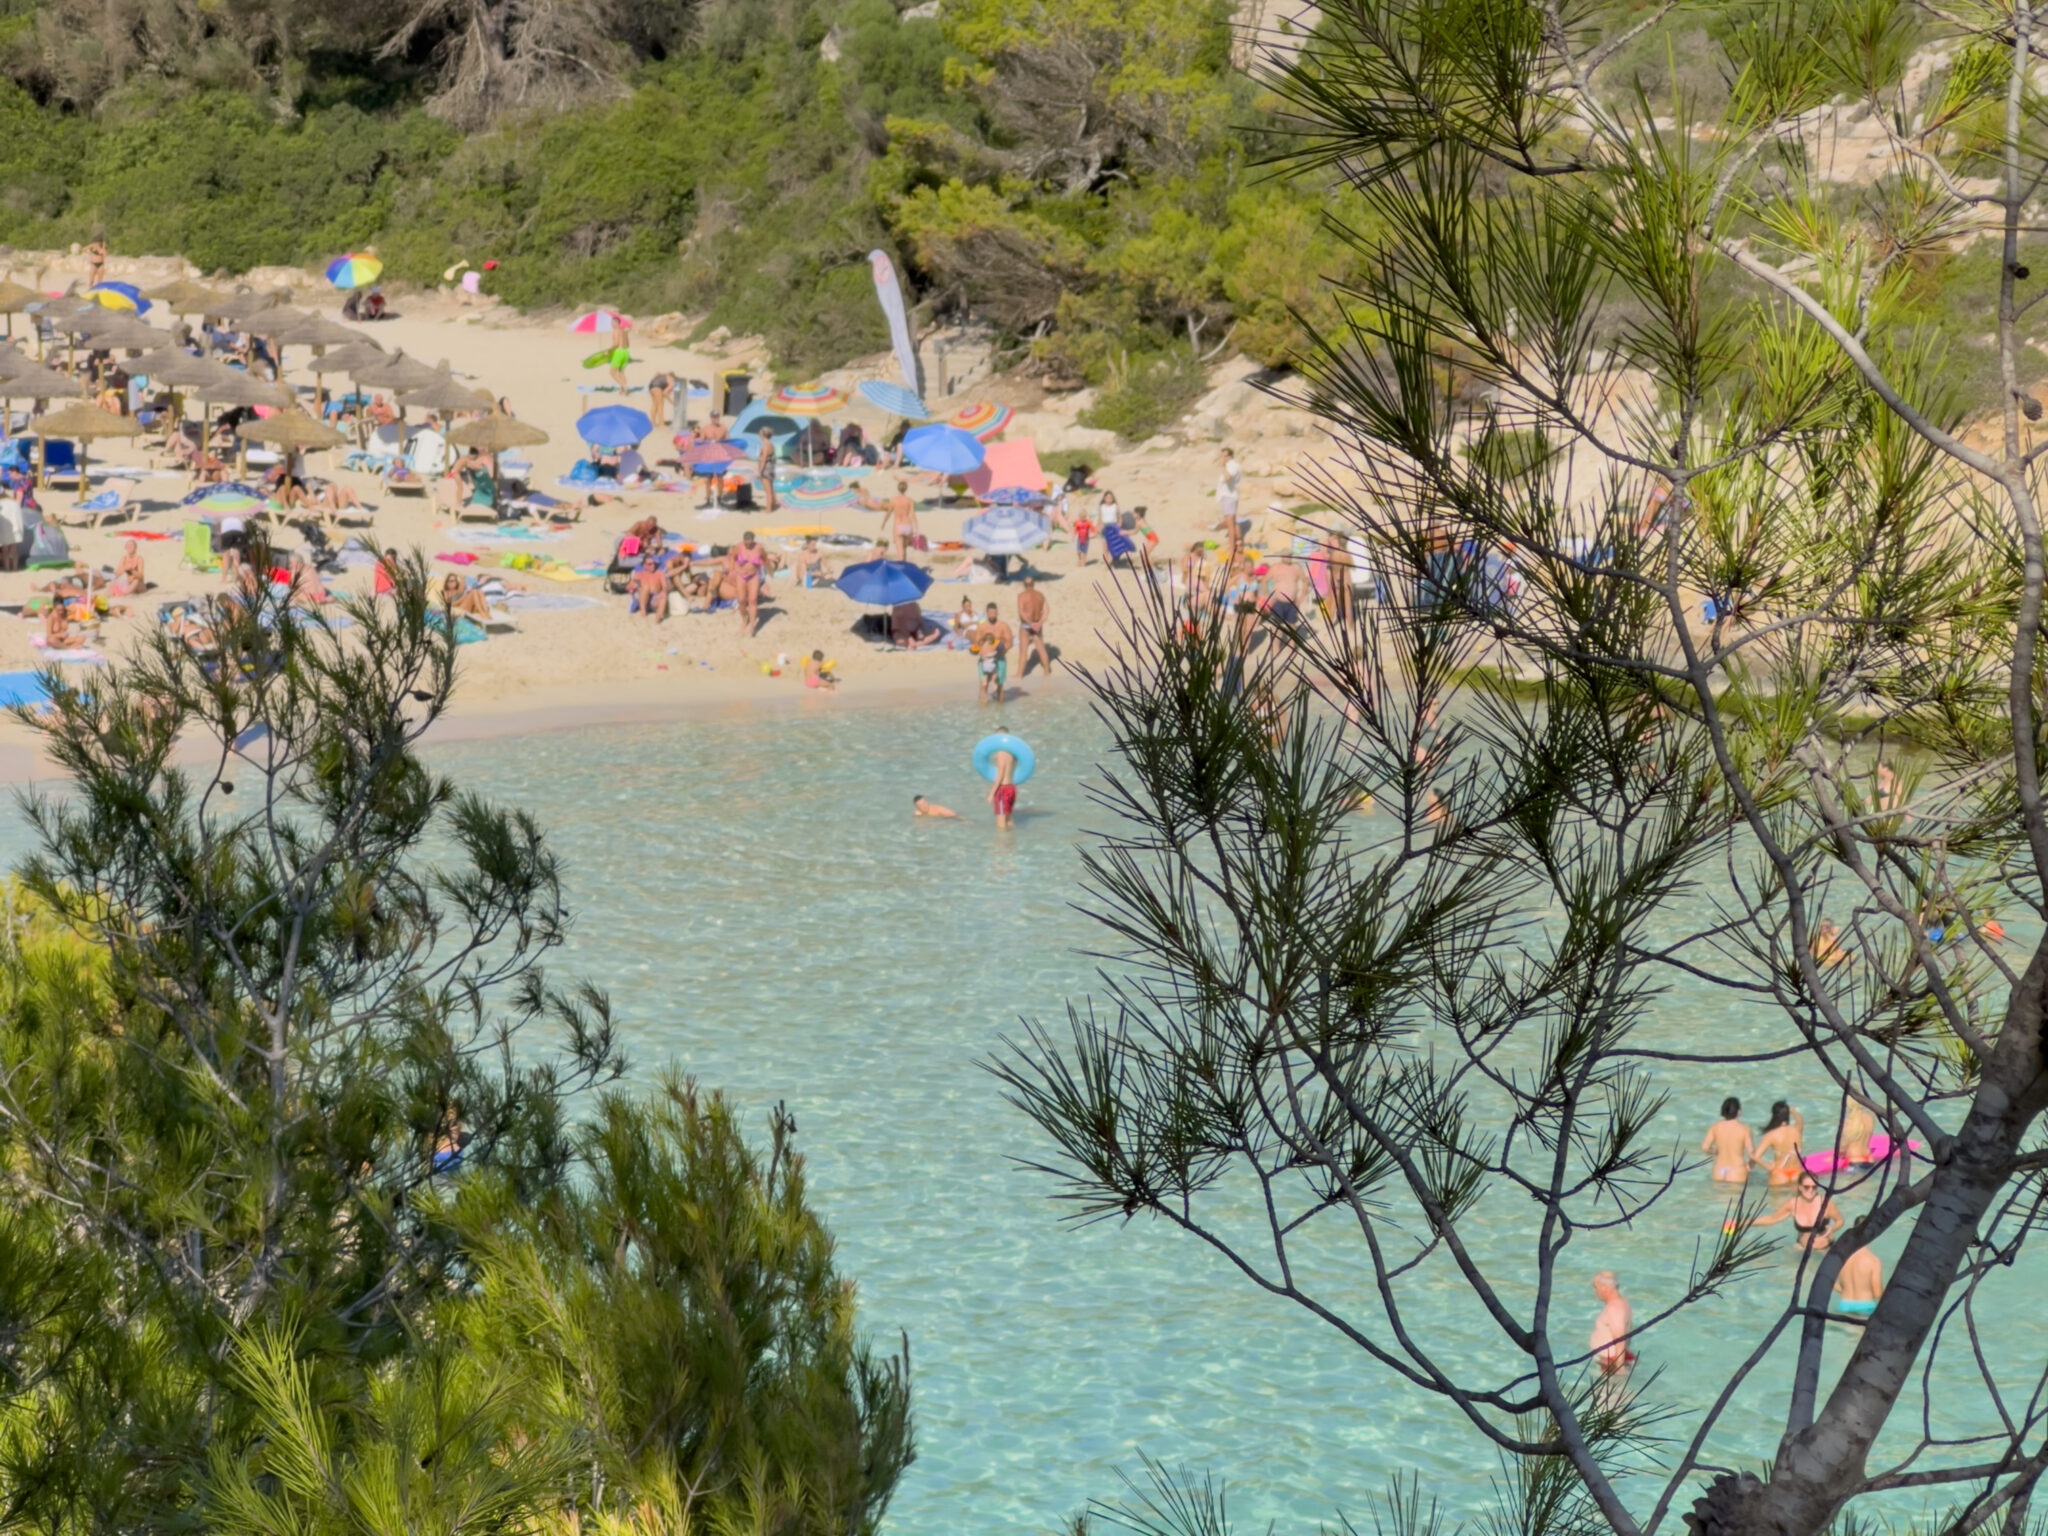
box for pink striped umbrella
[947,401,1013,442]
[568,310,632,335]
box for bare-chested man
[1016,576,1050,676]
[975,602,1013,706]
[1833,1243,1883,1318]
[912,795,959,818]
[1265,553,1307,630]
[1700,1097,1755,1183]
[989,746,1018,829]
[1590,1271,1634,1379]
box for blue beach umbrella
[856,380,931,420]
[834,559,932,608]
[575,404,652,447]
[903,423,984,475]
[961,506,1050,555]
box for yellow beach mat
[535,563,597,582]
[759,523,837,537]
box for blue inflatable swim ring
[973,732,1035,785]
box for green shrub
[1078,346,1208,441]
[1040,447,1104,477]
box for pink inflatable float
[1803,1132,1924,1175]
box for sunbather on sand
[439,573,494,623]
[628,558,668,620]
[287,555,331,607]
[111,540,147,596]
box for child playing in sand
[803,650,836,691]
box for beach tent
[20,499,68,565]
[963,438,1044,501]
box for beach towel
[77,489,126,513]
[449,526,569,545]
[0,671,50,708]
[128,529,174,541]
[504,592,603,612]
[424,610,488,645]
[28,639,106,662]
[436,552,480,565]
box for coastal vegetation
[0,0,1361,389]
[0,556,911,1535]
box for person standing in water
[1834,1243,1883,1318]
[989,746,1019,830]
[1753,1171,1843,1250]
[1837,1098,1876,1166]
[1700,1098,1755,1183]
[1754,1101,1805,1186]
[1590,1272,1635,1380]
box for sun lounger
[41,440,84,492]
[59,479,143,530]
[384,463,430,497]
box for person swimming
[1701,1097,1755,1183]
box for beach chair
[60,479,141,531]
[181,520,220,574]
[41,440,83,492]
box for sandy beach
[0,258,1330,770]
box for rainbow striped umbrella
[785,481,858,509]
[197,487,267,514]
[947,402,1013,442]
[325,253,383,289]
[568,309,631,335]
[767,381,848,415]
[86,282,150,315]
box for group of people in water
[1699,1095,1886,1313]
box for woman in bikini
[1753,1172,1843,1250]
[1753,1101,1805,1186]
[731,530,769,638]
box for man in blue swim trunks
[1834,1243,1882,1318]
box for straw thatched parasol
[233,411,344,451]
[308,341,386,375]
[147,277,215,314]
[399,371,493,414]
[0,362,88,400]
[0,279,39,343]
[189,370,293,409]
[447,411,549,452]
[234,408,344,480]
[31,402,146,492]
[352,349,444,391]
[78,313,162,353]
[213,288,293,322]
[269,311,361,347]
[132,349,225,387]
[447,409,548,476]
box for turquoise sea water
[6,695,2042,1533]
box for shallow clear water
[5,696,2042,1534]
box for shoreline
[0,657,1093,786]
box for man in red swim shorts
[989,746,1019,829]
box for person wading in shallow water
[1701,1097,1756,1183]
[1590,1271,1635,1390]
[988,746,1019,830]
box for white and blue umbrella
[857,380,931,419]
[961,506,1050,556]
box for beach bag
[568,459,599,483]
